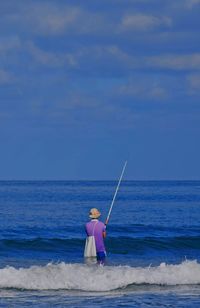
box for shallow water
[0,180,200,306]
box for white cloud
[121,14,172,31]
[119,80,168,100]
[27,42,77,67]
[26,42,139,70]
[187,74,200,94]
[3,2,107,36]
[0,69,13,84]
[1,2,174,38]
[26,41,200,74]
[100,45,137,66]
[87,48,200,73]
[184,0,200,8]
[147,53,200,70]
[0,36,21,53]
[28,4,82,35]
[150,86,167,99]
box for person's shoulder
[98,221,105,227]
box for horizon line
[0,179,200,182]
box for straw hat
[89,208,101,219]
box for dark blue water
[0,181,200,307]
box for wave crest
[0,260,200,291]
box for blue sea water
[0,180,200,307]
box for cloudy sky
[0,0,200,180]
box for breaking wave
[0,260,200,291]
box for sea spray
[0,260,200,291]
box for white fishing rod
[105,161,127,226]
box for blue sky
[0,0,200,180]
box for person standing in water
[85,208,106,264]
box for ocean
[0,180,200,307]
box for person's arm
[85,224,89,236]
[103,224,106,238]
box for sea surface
[0,180,200,307]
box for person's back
[85,208,106,263]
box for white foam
[0,260,200,291]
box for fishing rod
[105,161,127,226]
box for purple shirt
[85,219,106,253]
